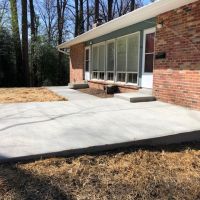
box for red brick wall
[70,43,85,83]
[153,0,200,110]
[88,80,139,93]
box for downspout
[57,47,70,55]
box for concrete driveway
[0,87,200,162]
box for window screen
[107,42,115,71]
[99,44,105,71]
[117,38,126,72]
[92,46,98,71]
[127,33,139,72]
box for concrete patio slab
[0,88,200,162]
[47,86,99,101]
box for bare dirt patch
[0,143,200,200]
[0,88,67,103]
[77,88,114,98]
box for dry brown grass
[77,88,114,98]
[0,143,200,200]
[0,88,67,103]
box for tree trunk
[79,0,84,34]
[131,0,136,11]
[9,0,23,86]
[74,0,79,36]
[57,0,67,85]
[108,0,113,21]
[86,0,90,31]
[29,0,37,86]
[21,0,29,86]
[94,0,99,23]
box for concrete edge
[1,130,200,164]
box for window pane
[144,54,154,73]
[92,46,98,71]
[86,49,89,60]
[99,44,105,71]
[127,73,137,83]
[107,42,115,71]
[93,72,98,79]
[117,73,126,82]
[99,72,104,80]
[127,33,139,72]
[85,61,89,72]
[117,38,126,72]
[107,72,114,81]
[145,33,155,53]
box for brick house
[57,0,200,110]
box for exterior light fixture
[157,21,164,29]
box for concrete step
[139,88,153,95]
[68,82,89,89]
[114,92,156,103]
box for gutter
[57,47,70,55]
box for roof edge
[57,0,198,49]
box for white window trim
[116,32,140,85]
[106,39,115,82]
[91,42,106,80]
[142,27,156,75]
[91,31,140,85]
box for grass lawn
[0,143,199,200]
[77,88,114,98]
[0,88,66,103]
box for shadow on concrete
[0,130,200,164]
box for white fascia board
[57,0,198,49]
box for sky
[143,0,152,5]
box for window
[85,49,90,72]
[106,41,115,81]
[91,32,140,85]
[116,33,139,83]
[127,33,140,83]
[144,33,155,73]
[92,43,105,80]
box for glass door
[142,28,155,88]
[85,47,90,81]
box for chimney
[92,18,103,28]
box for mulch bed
[77,88,114,98]
[0,142,200,200]
[0,88,67,103]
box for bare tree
[130,0,135,11]
[21,0,29,86]
[95,0,99,23]
[74,0,79,36]
[0,0,9,28]
[29,0,38,86]
[37,0,57,44]
[57,0,67,84]
[9,0,23,86]
[86,0,90,30]
[108,0,113,21]
[79,0,84,34]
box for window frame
[91,31,140,85]
[91,42,106,80]
[142,27,156,75]
[84,47,90,72]
[106,39,115,82]
[116,32,140,85]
